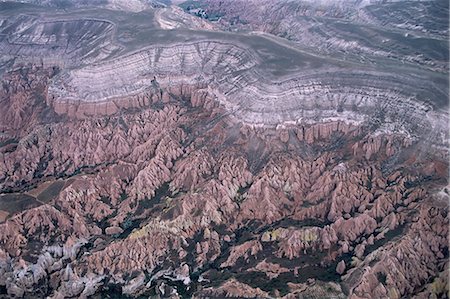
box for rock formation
[0,1,448,298]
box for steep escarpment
[1,2,446,143]
[48,41,257,103]
[0,2,448,299]
[0,64,448,298]
[48,39,448,148]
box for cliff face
[0,64,447,298]
[47,39,448,135]
[0,1,448,298]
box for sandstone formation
[0,62,447,298]
[0,1,448,298]
[48,40,448,142]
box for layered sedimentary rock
[48,40,448,150]
[0,15,119,66]
[0,0,166,11]
[0,63,448,298]
[183,0,449,72]
[0,1,448,298]
[1,1,446,143]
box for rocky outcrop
[48,39,448,143]
[185,0,449,72]
[2,2,446,142]
[220,240,262,268]
[0,1,447,298]
[336,260,346,275]
[342,200,448,299]
[0,64,59,135]
[1,74,447,296]
[0,15,119,65]
[198,278,270,298]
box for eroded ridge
[49,41,257,102]
[0,65,448,299]
[49,40,448,146]
[0,2,448,298]
[0,15,119,65]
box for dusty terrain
[0,0,448,298]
